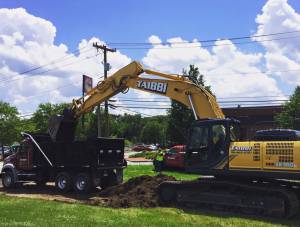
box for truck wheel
[73,173,91,193]
[2,171,15,189]
[55,172,72,193]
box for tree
[140,121,164,144]
[275,86,300,129]
[0,101,20,145]
[111,114,143,142]
[167,65,212,144]
[32,103,70,133]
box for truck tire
[73,173,91,193]
[55,172,72,193]
[2,171,15,189]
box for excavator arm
[72,61,224,119]
[49,61,224,141]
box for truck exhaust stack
[48,108,77,142]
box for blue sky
[2,0,298,58]
[0,0,300,115]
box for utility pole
[93,42,116,137]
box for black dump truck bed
[30,133,125,169]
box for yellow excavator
[49,61,300,217]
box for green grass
[128,151,156,159]
[124,165,199,181]
[1,194,300,227]
[0,165,300,226]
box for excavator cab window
[185,120,231,170]
[230,124,240,142]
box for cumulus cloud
[254,0,300,85]
[0,8,131,114]
[142,36,282,99]
[1,0,300,117]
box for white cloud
[0,8,131,114]
[254,0,300,85]
[1,0,300,117]
[142,37,282,100]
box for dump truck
[1,132,126,193]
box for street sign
[82,75,93,94]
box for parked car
[132,144,152,152]
[146,144,158,151]
[0,146,10,155]
[0,145,19,158]
[163,145,186,169]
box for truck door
[164,148,177,167]
[16,141,33,171]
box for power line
[108,30,300,46]
[0,52,100,87]
[109,105,153,117]
[0,45,93,84]
[3,72,103,102]
[205,67,300,77]
[114,35,300,50]
[114,99,288,103]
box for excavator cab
[185,118,240,172]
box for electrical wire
[0,52,100,87]
[0,45,93,84]
[114,35,300,50]
[109,30,300,46]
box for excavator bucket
[48,109,77,142]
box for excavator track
[158,178,299,218]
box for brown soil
[0,175,175,208]
[95,174,176,208]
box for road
[125,151,153,165]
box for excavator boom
[49,61,224,141]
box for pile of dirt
[96,174,176,208]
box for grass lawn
[0,165,299,226]
[123,165,200,181]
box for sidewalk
[126,157,153,165]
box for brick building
[222,106,283,140]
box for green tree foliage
[32,103,70,133]
[275,86,300,129]
[0,101,20,145]
[167,65,212,144]
[140,117,167,145]
[111,114,143,142]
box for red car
[132,144,152,152]
[163,145,185,169]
